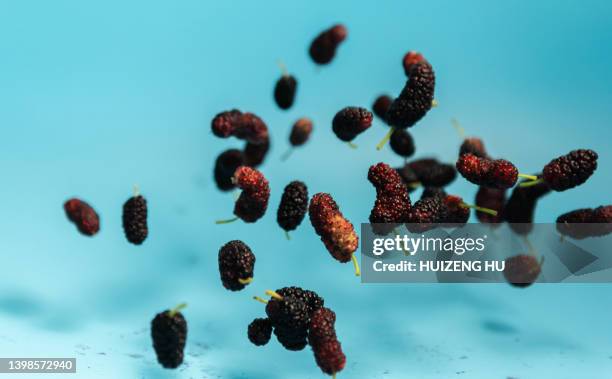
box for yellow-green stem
[519,178,545,188]
[347,141,358,149]
[284,230,291,240]
[215,217,239,224]
[460,203,498,216]
[517,174,539,181]
[351,254,361,277]
[253,296,268,305]
[238,277,253,285]
[375,127,395,150]
[169,302,187,317]
[265,290,283,300]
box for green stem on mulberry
[215,217,239,224]
[265,290,283,300]
[451,118,465,138]
[375,127,395,150]
[431,99,438,108]
[519,178,544,188]
[517,174,539,181]
[347,141,358,149]
[351,254,361,277]
[253,296,268,305]
[238,277,253,285]
[284,230,291,240]
[168,302,187,317]
[277,59,289,77]
[459,203,498,216]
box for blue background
[0,0,611,378]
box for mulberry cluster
[504,174,550,235]
[309,193,359,264]
[456,153,518,189]
[475,186,506,225]
[218,240,255,291]
[122,194,148,245]
[308,307,346,377]
[372,94,392,123]
[389,129,416,158]
[408,158,456,187]
[64,198,100,236]
[151,307,187,369]
[211,109,269,145]
[556,205,612,239]
[289,118,313,147]
[214,149,245,191]
[274,73,297,110]
[247,318,273,346]
[233,166,270,223]
[459,137,488,159]
[368,163,412,235]
[441,195,470,225]
[332,107,373,142]
[503,255,542,288]
[277,181,309,232]
[386,51,435,129]
[309,24,347,65]
[542,149,598,191]
[406,196,447,233]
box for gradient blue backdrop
[0,1,611,378]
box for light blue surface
[0,1,611,378]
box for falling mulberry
[504,174,550,235]
[64,198,100,236]
[248,318,273,346]
[503,255,542,288]
[277,181,309,232]
[211,110,269,145]
[218,240,255,291]
[274,74,297,110]
[368,163,412,235]
[151,306,187,369]
[214,149,245,191]
[372,94,392,123]
[456,153,518,189]
[406,196,447,233]
[332,107,373,142]
[309,24,347,65]
[122,194,148,245]
[233,166,270,223]
[389,129,416,158]
[289,118,313,147]
[556,205,612,239]
[475,186,506,225]
[408,158,456,187]
[542,149,598,191]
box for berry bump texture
[218,240,256,291]
[151,309,187,369]
[542,149,598,191]
[277,181,309,232]
[122,194,148,245]
[233,166,271,223]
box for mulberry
[475,186,506,225]
[211,110,269,145]
[542,149,598,191]
[372,94,392,123]
[421,187,447,200]
[244,137,270,167]
[289,118,313,147]
[277,181,309,234]
[247,318,273,346]
[214,149,245,191]
[122,193,148,245]
[276,287,325,315]
[408,158,456,187]
[556,205,612,239]
[308,308,346,377]
[231,166,270,223]
[441,195,470,225]
[406,196,447,233]
[266,294,311,351]
[309,193,360,275]
[368,163,412,235]
[395,165,419,192]
[389,129,416,158]
[386,51,435,129]
[218,240,255,291]
[456,153,519,189]
[332,107,373,143]
[211,109,242,138]
[64,198,100,236]
[459,137,488,159]
[151,304,187,369]
[504,174,550,235]
[503,255,542,288]
[309,24,347,65]
[274,72,297,110]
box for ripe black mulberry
[218,240,255,291]
[274,73,297,110]
[277,181,309,232]
[122,194,148,245]
[332,107,373,142]
[151,305,187,369]
[503,174,550,235]
[556,205,612,239]
[389,129,416,158]
[372,95,392,123]
[309,24,347,65]
[408,158,456,187]
[248,318,273,346]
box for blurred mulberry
[556,205,612,239]
[459,137,488,158]
[332,107,373,142]
[248,318,273,346]
[408,158,456,187]
[211,110,269,145]
[277,181,309,232]
[233,166,270,223]
[542,149,598,191]
[151,307,187,369]
[386,51,435,129]
[64,198,100,236]
[475,186,506,225]
[244,137,270,167]
[406,196,447,233]
[122,194,148,245]
[289,118,313,147]
[441,195,470,225]
[504,174,550,235]
[218,240,255,291]
[456,153,518,189]
[368,163,412,235]
[274,74,297,110]
[421,187,447,200]
[309,24,347,65]
[395,165,419,192]
[389,129,416,158]
[503,255,542,288]
[214,149,245,191]
[372,95,392,123]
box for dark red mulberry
[386,51,435,129]
[309,24,347,65]
[372,94,392,123]
[248,318,273,346]
[542,149,598,191]
[214,149,244,191]
[211,110,269,145]
[309,193,360,274]
[274,73,297,110]
[408,158,456,187]
[277,181,309,233]
[504,174,550,235]
[456,153,518,189]
[389,129,416,158]
[402,51,425,76]
[151,304,187,369]
[332,106,373,142]
[368,163,412,235]
[312,339,346,376]
[556,205,612,239]
[218,240,255,291]
[243,136,270,167]
[233,166,270,223]
[475,186,506,225]
[122,194,148,245]
[459,137,488,159]
[503,255,542,288]
[308,307,337,346]
[406,196,447,233]
[441,195,470,225]
[64,198,100,236]
[308,308,346,377]
[289,118,313,147]
[421,187,447,200]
